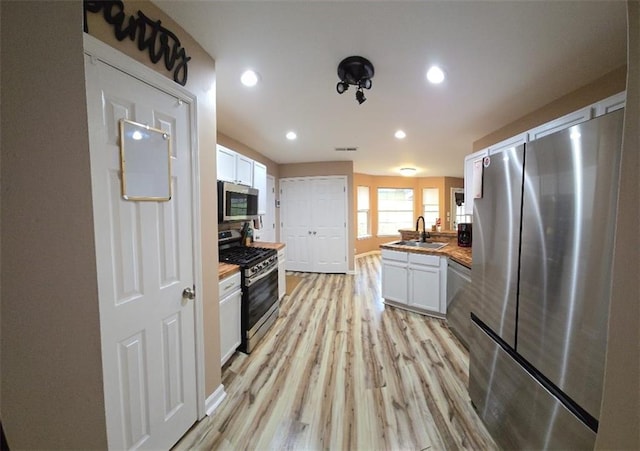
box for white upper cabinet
[217,145,236,183]
[253,161,267,215]
[488,132,527,155]
[236,154,253,186]
[217,144,253,186]
[594,91,626,117]
[527,106,593,141]
[463,92,626,219]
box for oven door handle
[245,264,277,287]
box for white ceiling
[154,1,627,177]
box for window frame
[376,187,414,237]
[422,187,439,230]
[356,185,371,239]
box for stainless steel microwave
[218,181,259,222]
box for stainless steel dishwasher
[446,259,472,349]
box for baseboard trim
[205,384,227,416]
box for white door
[85,56,197,449]
[313,178,347,273]
[280,177,347,273]
[259,175,276,242]
[280,179,313,272]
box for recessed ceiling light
[286,131,297,140]
[240,69,259,87]
[394,130,406,139]
[426,66,445,84]
[399,167,417,176]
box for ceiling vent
[334,146,358,152]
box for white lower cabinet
[381,249,447,316]
[278,247,286,300]
[408,253,446,313]
[219,271,241,365]
[381,250,409,303]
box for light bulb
[240,70,259,87]
[426,66,445,84]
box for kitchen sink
[393,240,448,250]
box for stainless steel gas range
[218,230,279,353]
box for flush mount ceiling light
[286,131,297,140]
[240,69,259,87]
[400,167,417,176]
[394,130,407,139]
[426,65,445,84]
[336,56,374,105]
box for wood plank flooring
[175,253,497,450]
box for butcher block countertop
[380,241,472,269]
[218,262,240,280]
[249,241,286,251]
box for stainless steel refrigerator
[469,109,624,449]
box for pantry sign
[83,0,191,86]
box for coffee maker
[457,223,472,247]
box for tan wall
[86,1,222,397]
[473,66,627,151]
[1,1,107,447]
[354,174,463,255]
[280,162,355,271]
[595,2,640,449]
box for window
[357,186,370,238]
[377,188,414,235]
[422,188,439,229]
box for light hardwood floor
[176,253,497,450]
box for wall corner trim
[205,384,227,416]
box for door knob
[182,286,196,300]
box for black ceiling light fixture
[336,56,374,105]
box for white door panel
[85,55,197,450]
[281,177,347,273]
[281,179,313,272]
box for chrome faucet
[415,216,430,242]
